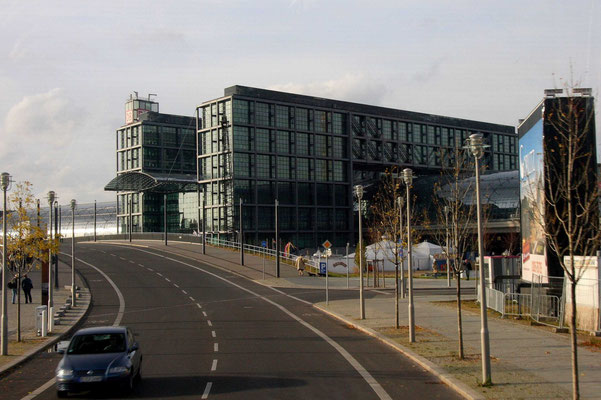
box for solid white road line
[138,264,144,267]
[25,255,127,400]
[110,254,116,257]
[211,359,218,371]
[129,247,393,400]
[119,257,126,260]
[148,267,154,272]
[157,272,163,277]
[201,382,212,399]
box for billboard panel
[519,110,548,283]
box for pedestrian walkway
[123,240,600,399]
[0,259,89,374]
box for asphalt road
[1,242,462,400]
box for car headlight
[57,369,74,378]
[108,366,129,374]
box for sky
[1,0,599,205]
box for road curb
[0,266,92,379]
[313,304,485,400]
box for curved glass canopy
[104,171,197,194]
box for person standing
[463,259,472,280]
[295,256,306,276]
[8,275,19,304]
[22,274,33,304]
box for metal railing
[477,284,565,328]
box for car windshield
[68,333,126,354]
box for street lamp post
[1,172,11,355]
[93,200,97,242]
[70,199,77,307]
[402,168,415,343]
[239,198,244,266]
[202,196,206,255]
[354,185,365,320]
[468,133,492,385]
[445,205,451,287]
[397,196,405,299]
[275,199,280,278]
[47,191,56,333]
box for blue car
[55,326,142,397]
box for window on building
[298,182,314,205]
[316,208,332,230]
[317,183,333,205]
[298,208,313,230]
[334,185,348,206]
[335,209,348,230]
[278,182,295,204]
[257,181,276,204]
[333,137,346,158]
[333,113,346,135]
[256,102,270,126]
[276,105,289,129]
[315,135,328,157]
[315,110,326,133]
[233,99,250,125]
[234,179,255,204]
[255,129,271,153]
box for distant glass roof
[104,172,197,194]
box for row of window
[200,100,232,129]
[233,180,349,206]
[232,154,347,182]
[203,205,348,231]
[230,99,348,134]
[141,125,195,148]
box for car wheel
[57,390,68,398]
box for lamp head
[354,184,364,200]
[468,133,485,159]
[70,199,77,210]
[47,191,56,205]
[402,168,414,185]
[1,172,10,191]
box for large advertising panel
[519,112,548,283]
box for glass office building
[110,93,198,234]
[196,86,517,248]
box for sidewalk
[130,240,600,400]
[0,259,90,375]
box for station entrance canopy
[104,172,197,194]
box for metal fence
[477,279,565,328]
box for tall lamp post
[47,191,56,333]
[239,198,244,266]
[354,185,365,320]
[1,172,11,355]
[468,133,492,385]
[402,168,416,343]
[70,199,77,307]
[397,196,405,299]
[445,205,451,287]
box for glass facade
[115,98,197,234]
[196,86,518,249]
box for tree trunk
[456,267,464,359]
[570,280,579,400]
[17,259,22,342]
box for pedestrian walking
[8,275,19,304]
[463,259,472,280]
[295,256,306,276]
[22,274,33,304]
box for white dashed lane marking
[138,264,144,267]
[189,296,195,301]
[129,260,135,264]
[110,254,116,257]
[165,278,171,282]
[211,331,216,338]
[211,359,217,371]
[214,343,218,352]
[119,257,126,260]
[156,272,163,277]
[196,303,202,309]
[202,311,207,317]
[174,283,179,288]
[207,320,212,327]
[202,382,212,399]
[182,290,188,295]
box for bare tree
[431,145,479,359]
[523,90,599,399]
[5,182,58,342]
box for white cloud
[269,73,390,106]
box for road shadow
[64,375,306,398]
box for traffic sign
[322,240,332,249]
[261,241,267,248]
[319,262,327,275]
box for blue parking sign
[319,262,327,275]
[261,241,267,248]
